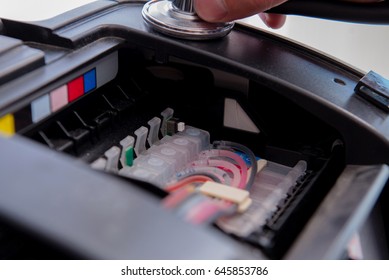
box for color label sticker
[68,76,84,102]
[31,94,51,123]
[83,68,96,93]
[0,114,15,136]
[50,85,68,112]
[1,53,118,133]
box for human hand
[194,0,288,29]
[194,0,384,29]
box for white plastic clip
[147,117,161,146]
[120,136,135,167]
[198,181,252,213]
[104,146,121,173]
[134,126,149,157]
[160,107,174,137]
[90,157,107,171]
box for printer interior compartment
[19,47,346,259]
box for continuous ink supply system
[0,0,389,260]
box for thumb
[195,0,288,22]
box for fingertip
[195,0,228,22]
[259,13,286,29]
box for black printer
[0,0,389,260]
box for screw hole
[334,78,346,86]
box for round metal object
[142,0,234,40]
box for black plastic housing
[0,1,388,260]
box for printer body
[0,0,388,259]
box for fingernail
[195,0,228,22]
[258,13,270,27]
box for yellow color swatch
[0,114,15,136]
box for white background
[0,260,388,280]
[0,0,388,77]
[242,15,389,77]
[0,0,95,21]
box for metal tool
[269,0,389,25]
[142,0,235,40]
[142,0,389,40]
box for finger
[258,13,287,29]
[195,0,288,22]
